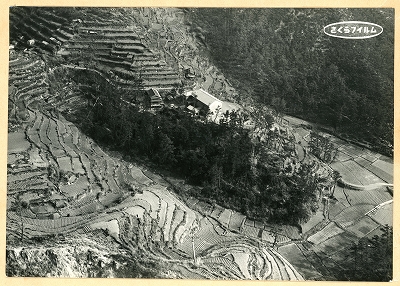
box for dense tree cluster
[110,253,163,278]
[187,8,394,156]
[8,7,393,281]
[70,69,322,225]
[340,226,393,281]
[308,131,338,163]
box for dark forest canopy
[187,8,394,154]
[9,7,394,156]
[69,69,322,225]
[7,8,393,280]
[340,225,393,281]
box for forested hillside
[7,7,393,280]
[69,68,321,225]
[188,8,394,154]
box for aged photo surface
[6,7,393,280]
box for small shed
[147,88,163,110]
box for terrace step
[39,10,69,24]
[262,248,282,280]
[170,208,185,243]
[33,13,63,29]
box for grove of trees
[187,8,394,156]
[8,7,393,280]
[309,131,338,163]
[69,69,323,225]
[340,226,393,281]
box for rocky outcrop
[6,238,120,277]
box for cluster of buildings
[146,87,243,123]
[184,89,242,122]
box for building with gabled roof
[185,88,244,123]
[185,88,222,119]
[187,88,222,107]
[147,88,163,110]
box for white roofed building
[185,89,223,121]
[185,88,243,123]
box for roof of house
[190,89,221,106]
[221,101,241,114]
[148,88,161,98]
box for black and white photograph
[6,6,394,281]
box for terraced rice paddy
[228,211,246,232]
[345,216,380,238]
[7,106,304,280]
[218,209,232,228]
[343,187,391,206]
[276,116,393,280]
[130,166,153,186]
[243,225,261,239]
[90,219,120,237]
[367,202,393,225]
[330,138,392,185]
[7,7,393,281]
[8,132,31,153]
[8,52,53,110]
[313,231,359,256]
[62,24,181,89]
[332,160,383,186]
[332,204,375,227]
[278,243,323,280]
[307,222,344,245]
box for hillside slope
[7,7,306,280]
[7,7,393,281]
